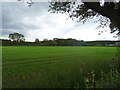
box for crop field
[2,46,117,88]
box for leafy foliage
[49,1,120,35]
[9,32,25,42]
[35,38,40,43]
[96,66,120,88]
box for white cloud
[24,12,118,42]
[1,2,118,42]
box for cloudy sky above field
[1,2,118,41]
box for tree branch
[84,2,114,20]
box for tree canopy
[35,38,40,42]
[9,32,25,42]
[49,0,120,35]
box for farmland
[2,46,118,88]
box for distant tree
[9,32,25,42]
[43,38,48,41]
[35,38,40,42]
[53,38,86,46]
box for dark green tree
[35,38,40,42]
[9,32,25,42]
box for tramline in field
[2,46,118,88]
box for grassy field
[2,46,117,88]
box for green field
[2,46,117,88]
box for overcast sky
[1,2,118,42]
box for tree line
[1,32,87,46]
[1,38,87,46]
[1,32,119,46]
[1,38,120,46]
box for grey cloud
[2,2,49,37]
[0,3,2,28]
[2,29,12,36]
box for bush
[96,66,120,88]
[83,65,120,88]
